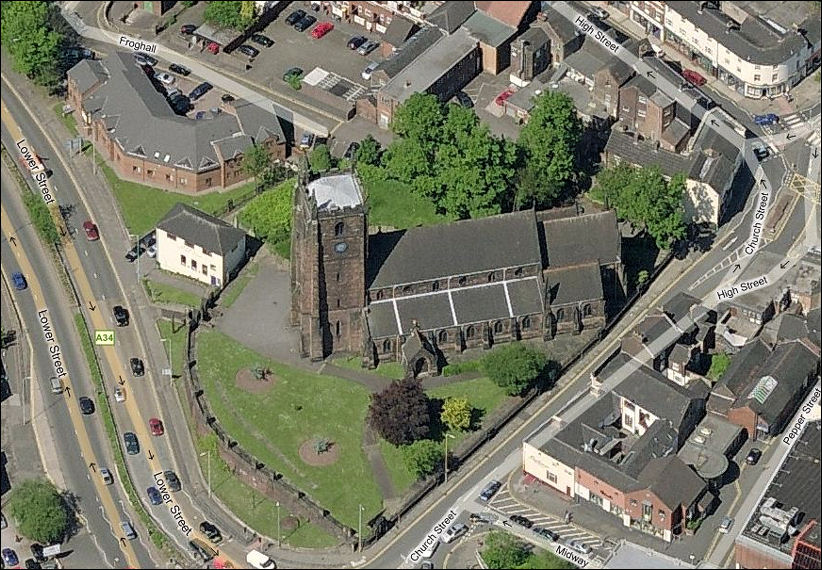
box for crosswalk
[780,113,821,147]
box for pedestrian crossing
[779,113,821,147]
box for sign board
[94,330,115,346]
[42,544,62,557]
[162,368,172,376]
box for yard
[362,178,449,230]
[143,278,203,308]
[332,355,404,379]
[156,319,187,379]
[53,102,78,136]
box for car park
[361,61,379,80]
[121,520,137,539]
[147,486,162,505]
[567,539,592,554]
[169,63,191,76]
[134,52,158,66]
[149,418,165,436]
[479,479,502,501]
[100,467,114,485]
[79,396,95,415]
[2,548,19,567]
[348,35,367,49]
[311,22,334,39]
[164,470,181,492]
[180,24,197,35]
[440,522,467,543]
[199,521,222,543]
[130,357,145,377]
[343,142,360,161]
[719,516,734,533]
[113,305,129,326]
[285,9,306,26]
[114,387,126,403]
[189,82,213,101]
[746,448,762,465]
[83,220,99,240]
[294,15,317,32]
[283,66,304,83]
[236,44,260,59]
[154,71,175,85]
[510,514,533,528]
[357,39,379,55]
[300,132,315,150]
[251,33,274,47]
[682,69,707,86]
[533,527,560,541]
[124,432,140,455]
[753,113,779,126]
[12,271,27,291]
[454,91,473,108]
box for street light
[199,451,211,498]
[358,504,365,552]
[160,337,172,380]
[275,502,281,548]
[444,433,455,484]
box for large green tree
[243,143,273,186]
[390,92,445,145]
[204,1,253,30]
[517,92,582,208]
[402,439,442,479]
[1,2,63,86]
[483,343,548,396]
[482,531,530,569]
[355,135,382,166]
[7,479,71,543]
[309,144,333,173]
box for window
[431,281,439,292]
[458,276,467,286]
[754,74,760,81]
[210,264,217,272]
[180,255,186,265]
[376,290,384,300]
[336,272,340,282]
[202,248,210,256]
[179,177,187,185]
[493,321,503,334]
[624,414,633,427]
[191,260,197,270]
[642,503,652,520]
[202,265,208,275]
[438,330,447,343]
[132,166,141,174]
[335,321,341,337]
[167,233,177,241]
[556,308,565,322]
[383,339,392,352]
[184,240,194,248]
[147,169,154,177]
[487,272,496,282]
[630,499,638,507]
[583,304,592,317]
[772,73,778,81]
[336,299,341,308]
[658,509,666,520]
[638,95,647,104]
[624,400,635,411]
[466,325,475,339]
[205,177,212,186]
[334,221,344,237]
[547,471,558,484]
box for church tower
[291,170,368,360]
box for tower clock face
[334,242,348,253]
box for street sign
[95,330,115,346]
[162,368,172,376]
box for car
[285,9,306,26]
[533,527,560,541]
[147,486,162,505]
[300,132,315,150]
[495,88,515,106]
[251,33,274,47]
[343,142,360,161]
[567,539,592,555]
[165,86,181,99]
[129,357,144,377]
[180,24,197,35]
[79,396,95,415]
[164,470,181,492]
[12,271,27,291]
[30,544,45,563]
[719,516,734,533]
[149,417,164,436]
[147,244,157,258]
[593,7,609,19]
[124,432,140,455]
[236,44,260,59]
[753,113,779,126]
[454,91,473,108]
[347,35,367,49]
[682,69,707,86]
[113,305,129,326]
[25,558,41,569]
[510,514,533,528]
[189,539,216,563]
[752,144,770,161]
[189,82,213,101]
[114,387,126,403]
[121,520,137,540]
[468,512,491,524]
[420,563,434,570]
[311,22,334,39]
[134,52,158,66]
[134,53,150,67]
[125,245,145,262]
[283,66,303,83]
[746,448,762,465]
[440,522,467,543]
[170,94,191,114]
[479,479,502,501]
[221,93,236,103]
[294,15,317,32]
[357,39,379,55]
[1,512,6,529]
[83,220,99,240]
[3,548,19,567]
[169,63,191,76]
[199,521,222,543]
[154,71,175,85]
[361,61,379,80]
[100,467,114,485]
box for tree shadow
[61,489,83,540]
[427,398,446,442]
[622,232,660,295]
[469,407,486,431]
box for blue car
[147,486,162,505]
[12,271,27,290]
[753,113,779,126]
[2,548,19,567]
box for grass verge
[331,355,404,379]
[143,278,203,308]
[219,260,259,310]
[52,102,78,136]
[156,319,188,379]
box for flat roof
[307,173,363,211]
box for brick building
[290,172,623,375]
[66,53,286,193]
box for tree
[309,144,333,173]
[355,135,382,166]
[369,378,431,445]
[243,144,272,188]
[441,397,471,432]
[483,343,547,396]
[7,479,71,543]
[482,531,530,569]
[401,440,442,479]
[517,92,582,208]
[707,352,731,382]
[203,1,252,30]
[238,179,295,253]
[1,2,63,86]
[636,269,650,287]
[390,92,445,145]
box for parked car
[311,22,334,39]
[180,24,197,35]
[236,44,260,59]
[169,63,191,76]
[510,514,533,528]
[12,271,27,291]
[154,71,175,85]
[83,220,99,240]
[1,512,6,529]
[300,132,315,150]
[24,558,41,569]
[357,39,379,55]
[121,520,137,539]
[189,539,216,563]
[170,94,191,114]
[719,516,734,534]
[125,245,145,262]
[753,113,779,126]
[454,91,473,108]
[79,396,95,415]
[199,521,222,544]
[134,52,158,66]
[479,479,502,501]
[285,9,306,26]
[2,548,19,567]
[114,387,126,403]
[129,357,144,377]
[468,512,491,524]
[533,527,560,541]
[164,470,181,492]
[147,244,157,258]
[250,33,274,47]
[361,61,379,80]
[165,87,181,99]
[294,15,317,32]
[100,467,114,485]
[440,522,467,543]
[752,143,770,161]
[30,544,45,562]
[343,141,360,161]
[123,432,140,454]
[149,417,165,436]
[146,486,162,505]
[746,448,762,465]
[347,35,367,49]
[113,305,129,326]
[682,68,707,86]
[189,82,213,101]
[567,539,592,554]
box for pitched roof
[613,359,697,423]
[474,1,534,28]
[542,210,620,267]
[157,203,246,255]
[538,6,578,44]
[711,339,772,402]
[605,130,693,177]
[639,456,706,510]
[428,1,476,34]
[462,11,517,47]
[545,262,603,305]
[376,26,444,79]
[382,16,418,47]
[67,58,107,93]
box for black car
[479,480,502,501]
[285,9,306,25]
[180,24,197,35]
[188,540,214,563]
[164,470,181,492]
[251,33,274,47]
[347,35,367,50]
[533,527,560,541]
[199,521,222,544]
[510,514,533,528]
[24,559,41,569]
[221,93,236,103]
[189,82,213,101]
[125,245,145,262]
[454,91,473,108]
[130,357,145,377]
[236,44,259,59]
[294,15,317,32]
[746,448,762,465]
[79,396,95,415]
[170,94,191,115]
[169,63,191,76]
[113,305,129,326]
[343,142,360,161]
[283,66,303,82]
[124,432,140,455]
[30,544,45,563]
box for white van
[246,549,276,569]
[50,376,63,394]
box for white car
[440,523,467,543]
[593,7,609,19]
[147,244,157,258]
[114,387,126,402]
[361,61,379,80]
[154,72,175,85]
[100,468,114,485]
[567,539,592,554]
[719,516,734,534]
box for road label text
[95,330,115,346]
[407,509,458,562]
[574,15,620,53]
[15,138,53,204]
[556,545,590,568]
[38,309,67,378]
[716,275,768,301]
[153,472,192,536]
[119,35,157,53]
[783,385,821,447]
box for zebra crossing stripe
[782,114,803,127]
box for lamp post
[275,502,281,548]
[358,504,365,552]
[199,451,211,498]
[160,337,172,380]
[444,433,455,484]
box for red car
[311,22,334,39]
[495,88,515,106]
[149,418,164,436]
[83,220,99,241]
[682,69,707,86]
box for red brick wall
[727,406,757,440]
[576,468,626,510]
[624,488,678,533]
